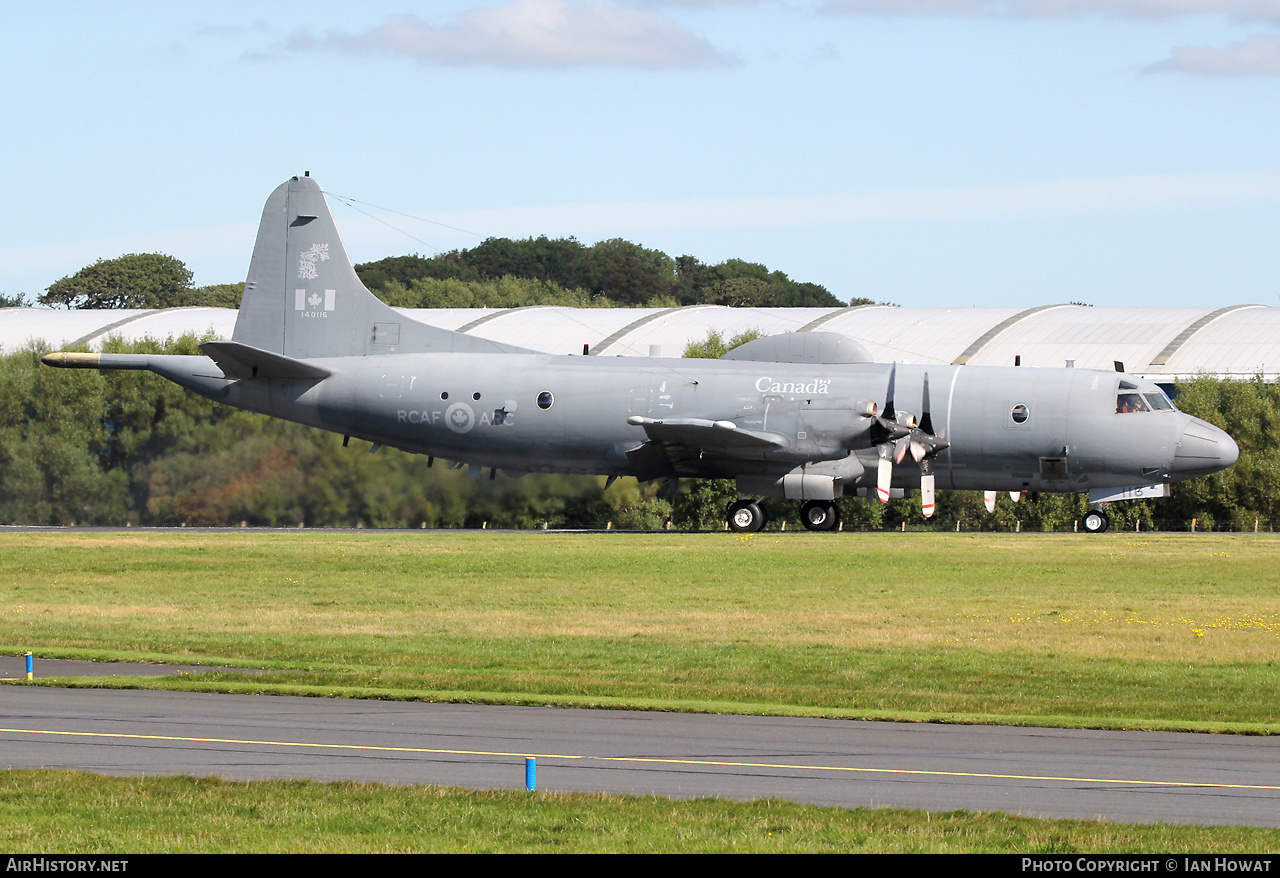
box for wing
[624,416,791,480]
[626,416,786,451]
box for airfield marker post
[25,652,32,680]
[525,757,536,791]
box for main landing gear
[799,500,839,532]
[725,499,841,533]
[1083,507,1110,534]
[727,499,767,533]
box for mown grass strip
[2,531,1277,729]
[0,770,1276,853]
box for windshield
[1116,388,1177,414]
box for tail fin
[232,174,529,358]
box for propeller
[871,366,949,515]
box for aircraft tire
[1083,509,1109,534]
[800,500,839,532]
[727,499,766,533]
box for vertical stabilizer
[233,174,529,358]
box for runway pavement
[1,685,1277,826]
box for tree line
[0,335,1273,532]
[27,237,871,311]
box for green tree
[189,283,244,308]
[1168,375,1280,531]
[671,478,737,530]
[671,255,849,308]
[380,275,612,310]
[358,239,850,309]
[42,254,194,309]
[588,239,674,305]
[682,328,763,359]
[701,277,773,307]
[0,344,131,524]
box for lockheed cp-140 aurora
[43,174,1239,533]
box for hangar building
[3,303,1278,383]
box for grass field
[2,770,1278,853]
[5,530,1279,851]
[2,530,1277,730]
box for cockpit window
[1116,389,1176,414]
[1116,392,1150,414]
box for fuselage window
[1011,403,1029,424]
[537,391,554,410]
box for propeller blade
[984,491,997,514]
[919,372,935,436]
[894,437,909,464]
[877,456,893,504]
[1009,491,1020,503]
[883,363,897,424]
[920,456,936,518]
[921,473,936,518]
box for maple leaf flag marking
[295,288,336,315]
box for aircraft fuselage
[159,352,1233,496]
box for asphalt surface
[1,685,1278,827]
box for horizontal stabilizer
[200,341,331,380]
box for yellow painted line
[2,726,1278,792]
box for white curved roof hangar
[4,303,1278,382]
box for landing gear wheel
[800,500,839,532]
[727,499,766,533]
[1083,509,1110,534]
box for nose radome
[1173,419,1239,477]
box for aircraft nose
[1171,418,1239,478]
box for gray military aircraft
[43,174,1239,534]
